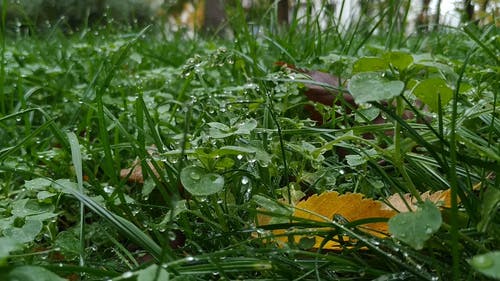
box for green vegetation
[0,1,499,280]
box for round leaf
[138,264,170,281]
[6,266,65,281]
[349,72,404,103]
[388,200,442,250]
[0,237,23,260]
[412,77,453,112]
[470,251,500,279]
[180,166,224,196]
[3,219,43,243]
[353,57,389,73]
[383,51,413,70]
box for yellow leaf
[256,188,465,250]
[256,191,396,250]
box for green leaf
[216,145,256,155]
[0,237,23,260]
[3,219,43,243]
[412,78,453,112]
[388,200,442,250]
[137,264,170,281]
[345,154,366,166]
[469,251,500,279]
[355,107,380,122]
[180,166,224,196]
[24,178,52,191]
[253,194,292,224]
[353,57,389,73]
[233,118,257,135]
[36,191,56,201]
[55,231,81,257]
[298,236,316,250]
[383,51,413,70]
[349,72,404,103]
[10,199,57,221]
[477,187,500,232]
[208,122,233,138]
[6,266,65,281]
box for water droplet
[237,154,243,160]
[185,256,196,262]
[189,171,200,180]
[103,185,114,194]
[168,231,176,241]
[121,271,133,278]
[425,227,433,234]
[241,176,249,185]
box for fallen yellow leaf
[256,189,458,250]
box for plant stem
[394,96,421,202]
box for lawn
[0,2,499,280]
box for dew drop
[185,256,196,262]
[121,271,133,278]
[241,176,249,185]
[189,171,201,180]
[103,185,114,194]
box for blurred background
[0,0,498,36]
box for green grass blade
[66,132,85,268]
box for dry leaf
[256,191,396,250]
[382,189,454,212]
[120,146,160,184]
[256,189,458,250]
[120,159,160,184]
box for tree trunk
[433,0,441,30]
[203,0,226,34]
[463,0,475,22]
[277,0,289,25]
[416,0,431,32]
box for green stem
[448,52,472,280]
[0,0,7,114]
[394,96,421,202]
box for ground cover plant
[0,1,499,280]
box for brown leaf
[119,146,160,184]
[382,189,454,212]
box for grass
[0,1,499,280]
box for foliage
[0,1,499,280]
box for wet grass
[0,2,498,280]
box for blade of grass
[449,51,473,280]
[95,26,151,182]
[54,180,162,261]
[0,0,6,114]
[66,132,85,268]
